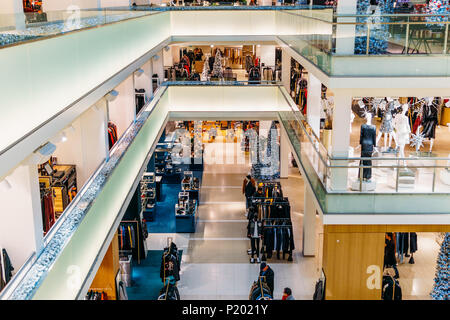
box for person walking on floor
[242,174,256,213]
[247,215,262,263]
[384,233,400,279]
[259,262,274,296]
[282,287,295,300]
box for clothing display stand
[140,173,156,221]
[158,239,181,300]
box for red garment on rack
[412,115,422,134]
[43,193,55,233]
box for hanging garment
[421,104,438,139]
[382,275,402,300]
[409,233,418,253]
[313,279,325,300]
[259,266,274,295]
[108,122,118,149]
[248,67,261,83]
[412,114,422,134]
[397,232,410,255]
[160,253,180,282]
[2,249,14,284]
[384,235,397,267]
[282,226,295,254]
[263,228,274,258]
[380,102,396,133]
[359,124,377,180]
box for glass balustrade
[278,88,450,195]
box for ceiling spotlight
[105,90,119,102]
[210,45,214,48]
[257,44,261,48]
[164,46,170,52]
[135,68,144,77]
[61,132,68,143]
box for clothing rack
[119,220,142,264]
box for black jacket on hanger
[2,249,14,284]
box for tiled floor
[145,137,441,300]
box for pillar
[259,45,276,68]
[330,91,352,191]
[52,104,108,188]
[322,226,385,300]
[0,0,25,30]
[303,184,316,256]
[281,49,291,92]
[0,165,44,271]
[153,50,165,88]
[280,125,290,179]
[306,73,322,137]
[108,76,135,139]
[135,59,153,101]
[335,0,357,55]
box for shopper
[282,287,295,300]
[384,233,400,279]
[259,262,274,295]
[242,174,256,212]
[247,215,262,263]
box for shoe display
[256,257,260,263]
[409,256,415,264]
[250,258,255,264]
[247,249,252,255]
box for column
[152,50,165,88]
[335,0,358,55]
[135,59,153,101]
[306,72,322,137]
[0,0,25,31]
[281,49,291,92]
[302,184,316,256]
[280,125,290,179]
[108,76,135,139]
[0,165,44,270]
[259,45,276,69]
[330,91,352,191]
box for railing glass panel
[278,88,450,195]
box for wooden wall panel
[89,232,120,300]
[325,224,450,233]
[323,231,385,300]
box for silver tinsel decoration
[410,132,425,151]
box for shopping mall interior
[0,0,449,302]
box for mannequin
[394,104,411,166]
[359,112,377,181]
[376,98,398,151]
[418,97,438,152]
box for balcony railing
[278,88,450,195]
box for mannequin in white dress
[394,104,411,166]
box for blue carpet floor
[147,183,180,233]
[126,250,182,300]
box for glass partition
[277,87,450,195]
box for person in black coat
[259,262,274,295]
[384,233,399,279]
